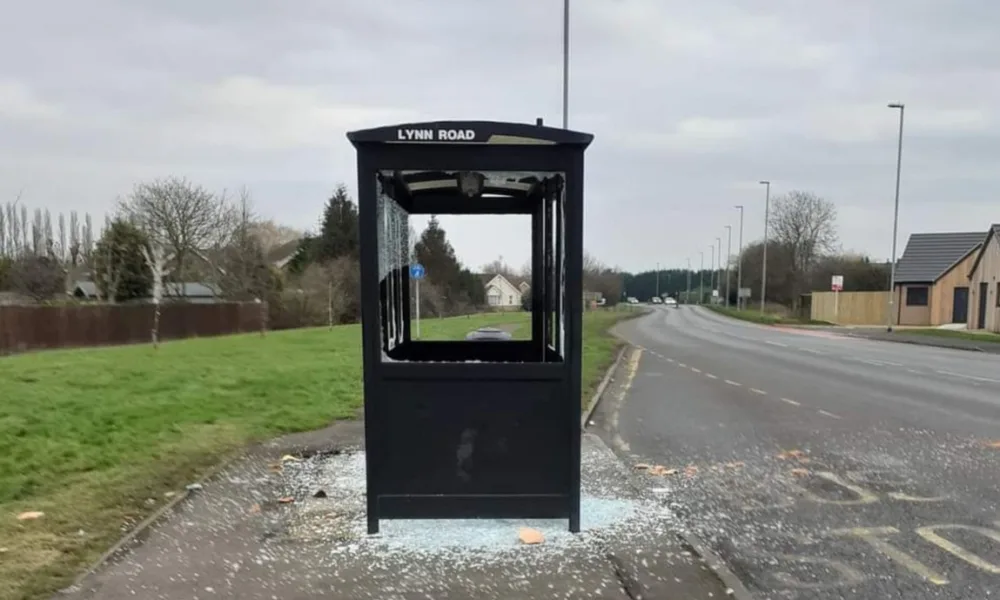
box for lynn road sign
[831,275,844,291]
[410,263,426,280]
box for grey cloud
[1,0,998,272]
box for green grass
[706,305,831,326]
[900,328,1000,344]
[0,309,637,600]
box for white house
[480,273,528,309]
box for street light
[886,103,905,332]
[734,205,744,309]
[709,243,715,303]
[562,0,570,128]
[655,261,660,298]
[724,225,732,308]
[759,180,771,314]
[699,251,705,305]
[686,257,692,305]
[716,237,722,304]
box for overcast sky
[2,0,998,273]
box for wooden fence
[0,302,265,355]
[811,291,889,325]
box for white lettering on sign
[395,129,477,142]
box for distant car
[651,297,662,304]
[664,297,678,307]
[627,297,639,304]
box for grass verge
[900,328,1000,344]
[0,308,638,600]
[706,305,831,326]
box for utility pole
[886,103,905,332]
[699,251,705,305]
[724,225,732,308]
[759,180,771,313]
[734,205,744,309]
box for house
[967,224,1000,332]
[893,231,984,326]
[479,273,527,310]
[267,238,305,270]
[70,280,220,303]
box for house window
[906,286,929,306]
[996,282,999,307]
[509,295,513,304]
[487,290,501,306]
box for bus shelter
[347,120,593,533]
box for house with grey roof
[967,224,1000,332]
[893,231,984,326]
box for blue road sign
[410,263,425,280]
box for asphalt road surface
[601,306,1000,600]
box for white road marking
[801,348,825,355]
[650,487,670,494]
[780,397,801,406]
[725,380,742,387]
[936,370,1000,384]
[690,367,702,373]
[666,358,675,363]
[705,373,718,379]
[881,360,904,367]
[750,388,767,395]
[766,340,788,347]
[907,368,921,374]
[678,362,687,368]
[818,410,842,419]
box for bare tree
[57,212,66,263]
[20,205,28,253]
[31,208,43,255]
[141,240,166,348]
[0,204,6,257]
[83,213,94,264]
[248,218,304,252]
[69,211,80,266]
[43,209,53,256]
[8,255,64,302]
[119,177,235,281]
[768,190,838,309]
[480,255,521,281]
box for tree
[768,190,838,309]
[213,189,281,302]
[119,177,235,281]
[480,256,521,281]
[413,216,483,312]
[93,219,153,303]
[249,219,304,252]
[312,184,359,262]
[8,255,64,302]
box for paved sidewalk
[59,422,732,600]
[842,328,1000,353]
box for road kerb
[582,344,628,429]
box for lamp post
[759,180,771,313]
[562,0,569,129]
[686,257,692,304]
[886,103,905,332]
[699,251,705,305]
[709,244,715,304]
[724,225,732,308]
[734,205,744,309]
[716,237,722,305]
[655,261,660,299]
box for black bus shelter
[347,120,593,533]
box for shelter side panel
[376,379,572,496]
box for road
[597,306,1000,599]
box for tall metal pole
[709,244,715,303]
[725,225,732,308]
[655,262,660,299]
[716,237,722,305]
[686,257,692,304]
[735,205,744,309]
[562,0,569,129]
[886,103,905,332]
[699,251,705,305]
[759,180,771,314]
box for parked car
[664,297,678,307]
[627,297,639,304]
[651,297,663,304]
